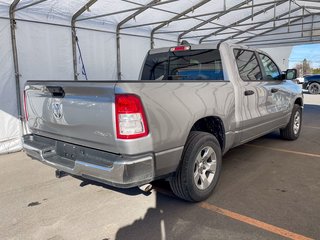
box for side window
[234,49,262,81]
[258,53,281,80]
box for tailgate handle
[244,90,255,96]
[47,86,65,98]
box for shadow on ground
[79,178,198,240]
[75,103,320,240]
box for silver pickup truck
[23,42,303,202]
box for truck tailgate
[24,81,118,153]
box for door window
[258,53,281,80]
[234,49,262,81]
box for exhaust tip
[55,170,67,178]
[139,183,153,193]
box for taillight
[170,45,190,52]
[23,90,28,121]
[115,94,149,139]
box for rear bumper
[23,134,154,188]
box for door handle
[244,90,255,96]
[271,88,279,93]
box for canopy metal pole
[116,0,160,80]
[77,0,177,22]
[238,14,306,44]
[302,0,320,4]
[177,0,253,44]
[14,0,47,12]
[0,15,177,43]
[123,1,285,30]
[202,26,320,42]
[9,0,55,136]
[155,17,320,35]
[251,0,254,20]
[9,0,23,130]
[150,0,210,49]
[71,0,98,80]
[273,3,277,28]
[301,7,305,37]
[199,0,286,43]
[221,6,302,43]
[246,39,320,47]
[220,13,317,27]
[288,0,292,32]
[77,7,150,22]
[243,34,320,45]
[307,6,320,11]
[311,15,314,41]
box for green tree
[312,68,320,74]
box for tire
[308,82,320,95]
[169,131,222,202]
[280,104,302,140]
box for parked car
[297,74,312,84]
[23,42,303,202]
[303,74,320,94]
[296,77,304,84]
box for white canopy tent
[0,0,319,154]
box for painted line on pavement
[199,202,314,240]
[304,126,320,130]
[154,187,314,240]
[245,144,320,158]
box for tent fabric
[0,18,22,154]
[0,0,319,154]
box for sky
[289,44,320,69]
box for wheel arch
[189,116,225,152]
[294,97,303,107]
[309,81,320,85]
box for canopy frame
[5,0,320,85]
[199,0,287,43]
[116,0,162,80]
[150,0,210,49]
[71,0,98,80]
[9,0,21,124]
[9,0,49,132]
[177,0,253,44]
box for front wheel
[308,82,320,94]
[280,104,302,140]
[169,131,222,202]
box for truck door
[257,52,292,123]
[233,49,285,143]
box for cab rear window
[141,49,224,81]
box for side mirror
[286,69,297,80]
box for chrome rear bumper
[23,134,154,188]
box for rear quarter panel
[115,81,236,154]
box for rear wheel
[280,104,302,140]
[169,131,222,202]
[308,82,320,94]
